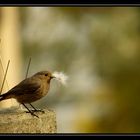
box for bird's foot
[32,109,45,113]
[25,111,39,118]
[26,109,44,113]
[31,112,39,118]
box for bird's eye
[45,74,48,76]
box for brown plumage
[0,71,55,117]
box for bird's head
[33,71,55,83]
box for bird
[0,71,55,118]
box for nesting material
[52,72,68,85]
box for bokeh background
[0,7,140,133]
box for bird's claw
[25,111,39,118]
[31,112,39,118]
[26,109,44,113]
[33,109,45,113]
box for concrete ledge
[0,108,57,133]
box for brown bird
[0,71,55,117]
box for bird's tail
[0,94,5,101]
[0,93,11,101]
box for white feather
[52,71,68,85]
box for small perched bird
[0,71,55,117]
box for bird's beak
[51,76,55,79]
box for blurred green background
[1,7,140,133]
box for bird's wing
[6,78,41,96]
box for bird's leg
[22,103,39,118]
[29,103,44,113]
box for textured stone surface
[0,108,57,133]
